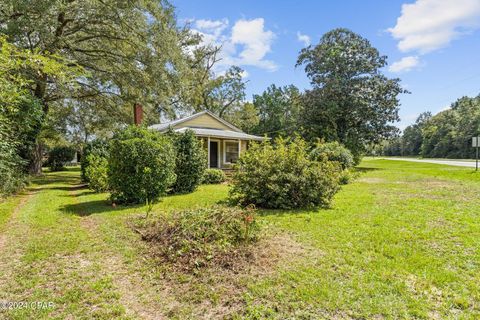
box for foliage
[169,129,207,194]
[137,205,259,271]
[0,36,76,194]
[223,102,260,133]
[202,169,227,184]
[0,0,211,173]
[84,154,109,193]
[81,139,110,183]
[108,126,176,204]
[229,137,341,209]
[252,84,302,138]
[297,28,407,160]
[381,94,480,159]
[46,146,76,171]
[310,141,354,170]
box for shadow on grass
[354,166,382,173]
[60,200,143,216]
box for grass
[0,159,479,319]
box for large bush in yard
[229,137,341,209]
[310,141,354,170]
[169,130,206,193]
[84,153,109,192]
[202,168,226,184]
[108,126,176,204]
[46,146,75,171]
[81,139,109,182]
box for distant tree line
[380,94,480,158]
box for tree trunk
[29,141,44,175]
[29,75,48,175]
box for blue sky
[174,0,480,129]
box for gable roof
[149,110,243,133]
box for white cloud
[296,32,311,46]
[389,56,420,73]
[388,0,480,54]
[191,17,277,72]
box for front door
[209,141,219,168]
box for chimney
[133,103,143,126]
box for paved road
[382,157,478,168]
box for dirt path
[67,185,170,319]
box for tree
[223,102,259,133]
[0,36,77,194]
[251,84,302,138]
[0,0,204,173]
[297,28,407,161]
[420,95,480,158]
[401,112,431,156]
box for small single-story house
[149,110,266,169]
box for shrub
[46,146,75,171]
[310,141,354,170]
[229,137,341,209]
[108,126,176,204]
[137,205,259,271]
[202,168,226,184]
[84,153,109,192]
[81,139,109,182]
[0,143,27,196]
[169,130,206,193]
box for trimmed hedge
[169,129,207,193]
[81,139,109,182]
[229,137,341,209]
[202,168,226,184]
[84,153,109,192]
[46,146,75,171]
[108,126,176,204]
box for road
[382,157,478,168]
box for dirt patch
[144,232,320,319]
[357,177,386,184]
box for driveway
[382,157,478,168]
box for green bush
[229,137,341,209]
[202,168,226,184]
[137,205,259,270]
[108,126,176,204]
[169,130,206,193]
[81,139,109,182]
[84,153,109,192]
[0,141,27,196]
[310,141,354,170]
[46,146,75,171]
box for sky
[173,0,480,129]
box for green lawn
[0,159,479,319]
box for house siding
[175,114,232,131]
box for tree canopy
[297,28,407,160]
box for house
[149,110,266,169]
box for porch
[200,137,248,169]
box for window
[224,141,239,164]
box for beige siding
[175,113,232,131]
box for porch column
[207,137,211,168]
[238,139,241,154]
